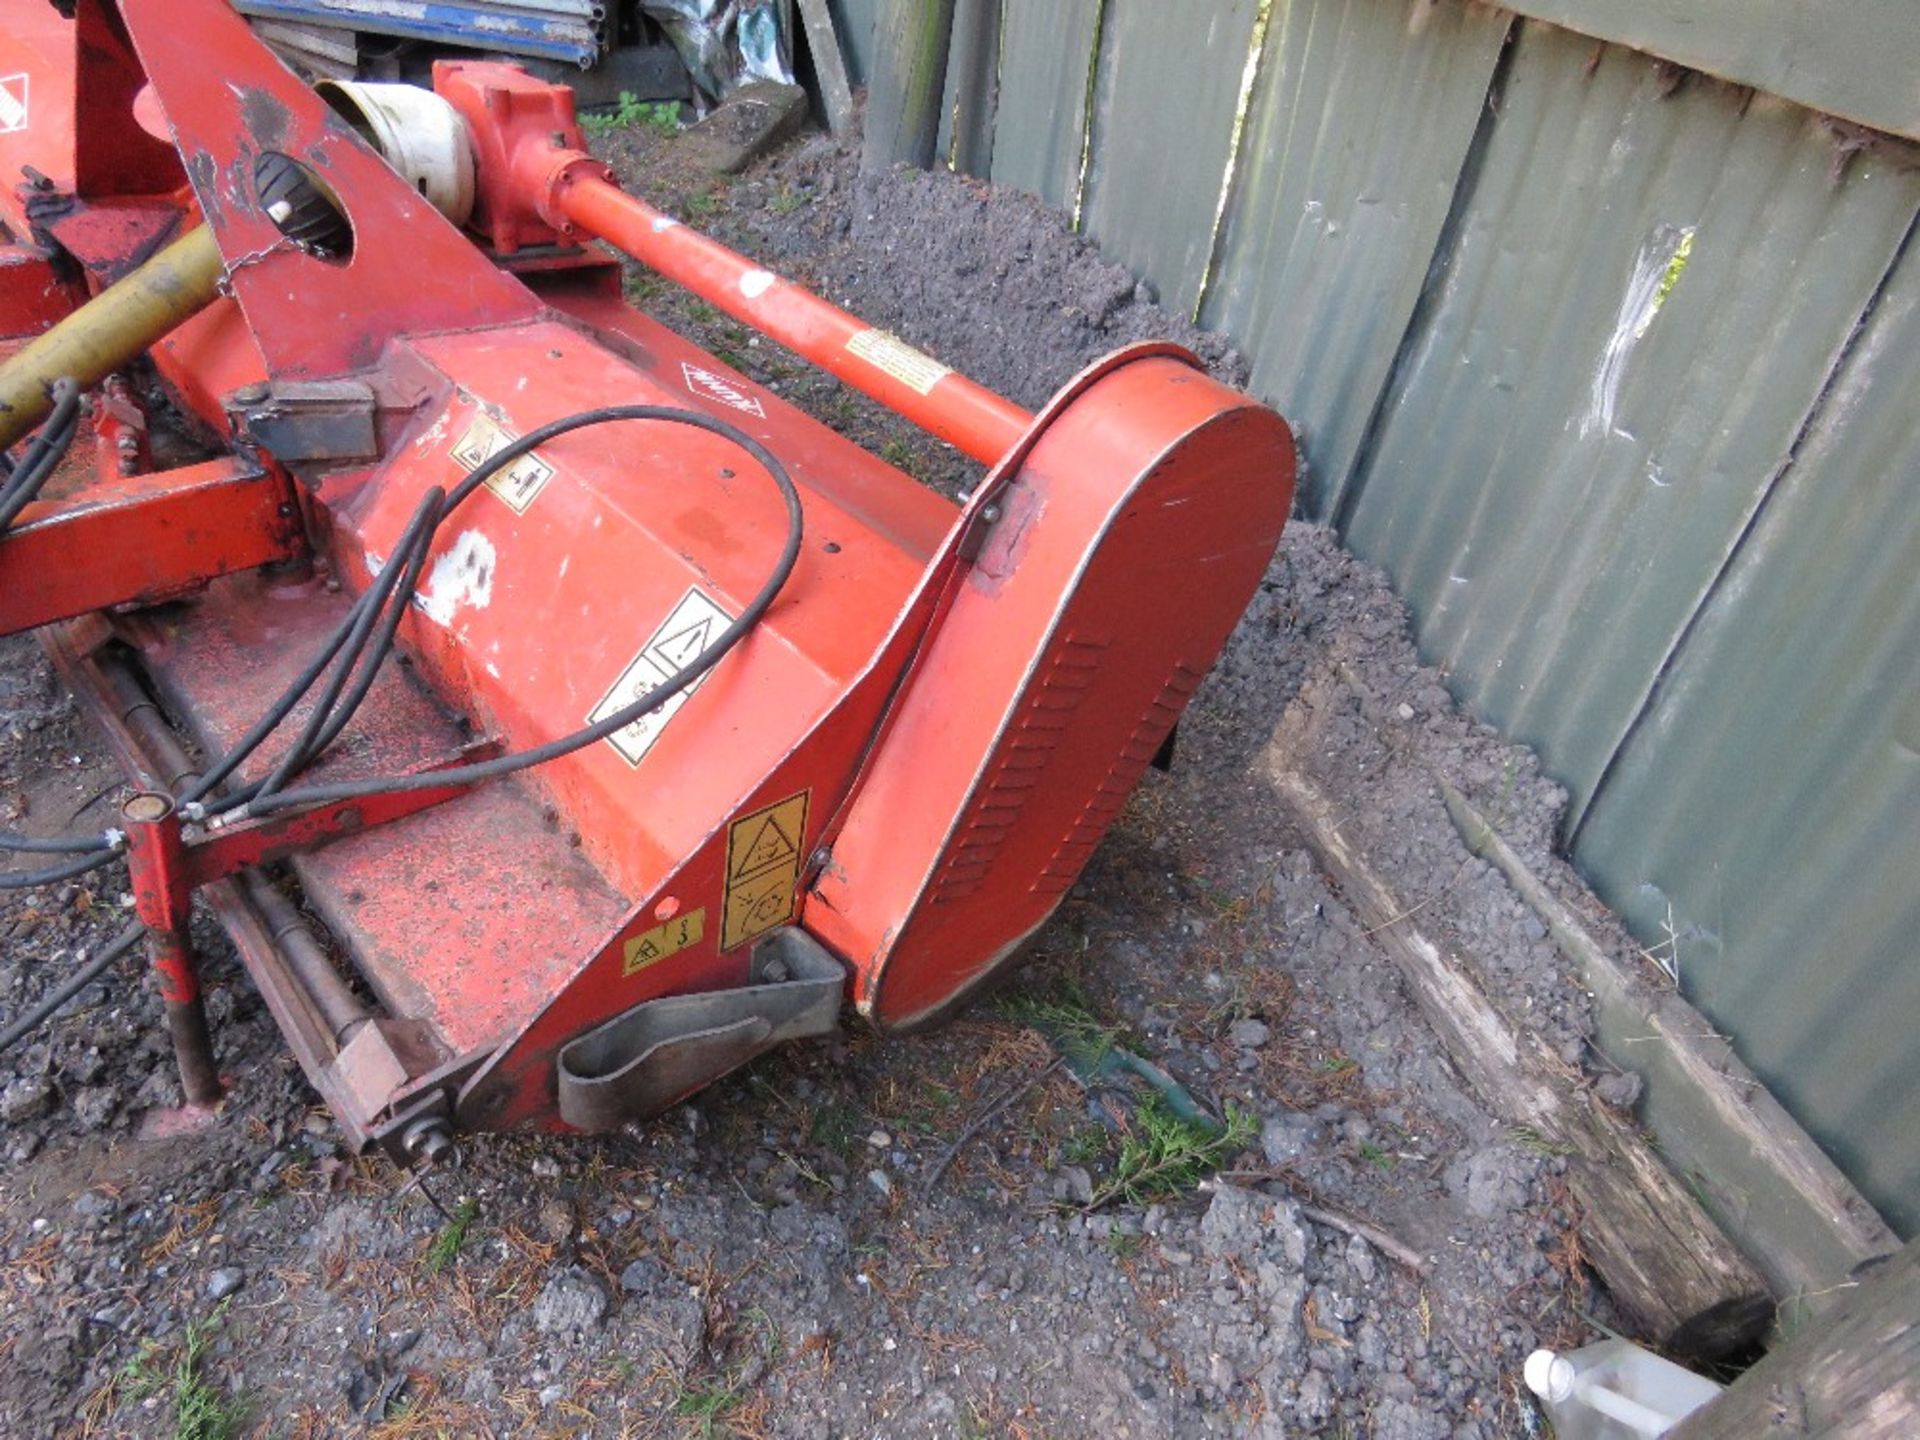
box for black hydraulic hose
[243,405,802,817]
[0,848,121,891]
[296,485,442,765]
[0,921,142,1057]
[0,380,119,866]
[0,378,83,533]
[177,586,379,807]
[253,485,445,802]
[0,832,114,855]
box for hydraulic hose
[0,922,142,1057]
[239,405,803,816]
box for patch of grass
[1089,1099,1257,1209]
[624,271,667,305]
[1062,1127,1110,1168]
[125,1305,247,1440]
[809,1096,861,1155]
[1358,1141,1395,1173]
[768,186,810,215]
[581,91,681,135]
[673,1374,749,1436]
[1508,1124,1574,1159]
[685,298,723,327]
[878,437,915,473]
[685,188,726,220]
[424,1197,479,1273]
[1105,1224,1146,1260]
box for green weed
[424,1197,479,1273]
[581,92,681,135]
[809,1097,861,1155]
[124,1305,247,1440]
[998,991,1122,1070]
[1508,1124,1574,1159]
[1062,1127,1110,1168]
[1089,1099,1257,1209]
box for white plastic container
[1524,1340,1723,1438]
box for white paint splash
[651,215,679,234]
[417,529,496,626]
[1584,223,1695,439]
[740,268,776,300]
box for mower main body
[0,0,1294,1152]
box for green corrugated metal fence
[835,0,1920,1239]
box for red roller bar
[554,176,1031,466]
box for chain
[217,235,300,293]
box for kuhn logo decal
[681,362,765,418]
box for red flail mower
[0,0,1293,1161]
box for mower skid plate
[556,927,844,1132]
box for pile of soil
[0,113,1625,1438]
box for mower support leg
[121,792,223,1107]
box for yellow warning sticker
[623,907,706,976]
[846,328,952,396]
[721,790,809,950]
[451,410,555,515]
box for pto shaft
[0,224,225,451]
[556,176,1032,466]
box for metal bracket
[230,379,379,464]
[556,929,845,1133]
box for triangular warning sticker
[651,617,715,669]
[730,814,798,879]
[0,76,26,134]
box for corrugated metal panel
[1199,0,1510,516]
[1498,0,1920,142]
[825,0,879,87]
[233,0,601,66]
[935,0,1000,178]
[1341,19,1920,819]
[1574,240,1920,1238]
[988,0,1101,210]
[1076,0,1260,318]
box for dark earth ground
[0,109,1661,1438]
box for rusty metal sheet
[988,0,1102,210]
[1341,19,1920,820]
[1574,243,1920,1238]
[1199,0,1511,515]
[1076,0,1262,318]
[1497,0,1920,142]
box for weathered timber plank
[1672,1240,1920,1438]
[1266,758,1772,1360]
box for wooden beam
[1671,1240,1919,1438]
[1440,779,1899,1316]
[795,0,855,136]
[860,0,956,172]
[1266,753,1772,1360]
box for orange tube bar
[557,175,1031,466]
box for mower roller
[0,0,1294,1159]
